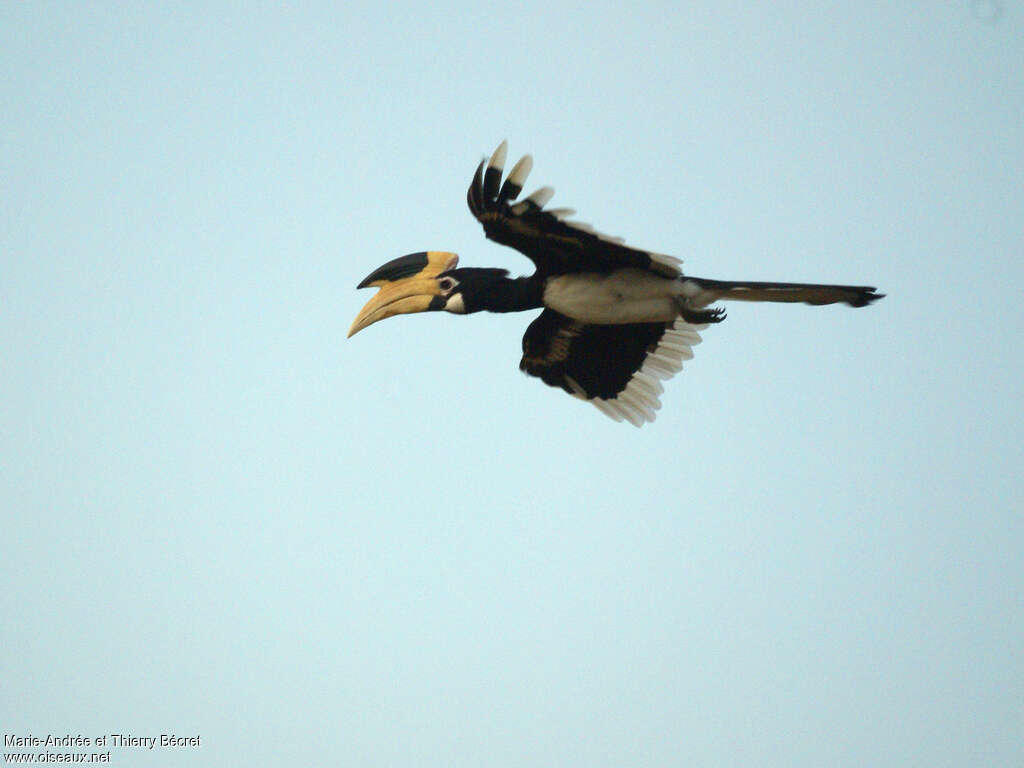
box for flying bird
[349,141,883,426]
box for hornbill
[348,141,883,426]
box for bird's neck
[464,273,544,314]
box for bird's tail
[684,277,884,308]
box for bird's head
[347,251,467,337]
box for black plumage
[521,311,671,400]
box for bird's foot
[676,300,726,325]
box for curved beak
[347,251,458,338]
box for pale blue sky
[2,2,1022,766]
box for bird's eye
[438,277,457,292]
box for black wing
[520,309,705,426]
[467,141,682,279]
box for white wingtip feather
[612,397,647,427]
[632,372,664,395]
[507,154,533,188]
[526,186,554,208]
[591,398,624,422]
[489,140,508,171]
[618,391,657,422]
[627,377,662,400]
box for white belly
[543,270,682,324]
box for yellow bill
[347,251,459,337]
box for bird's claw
[679,305,727,324]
